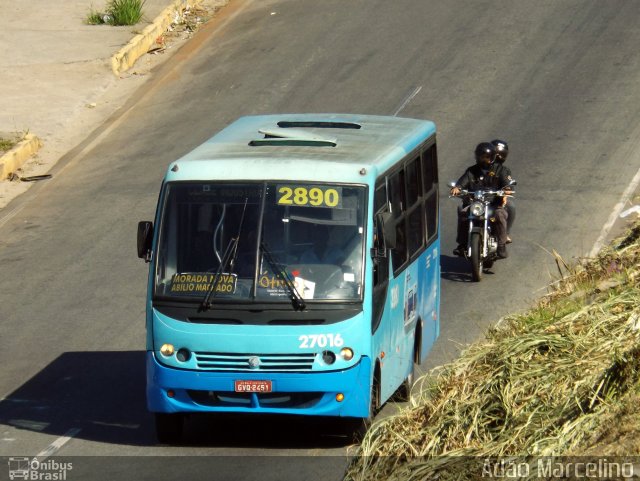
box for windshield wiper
[260,241,306,311]
[200,200,248,311]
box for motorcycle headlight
[470,202,485,216]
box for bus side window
[389,169,408,271]
[388,170,405,217]
[373,182,390,287]
[391,218,408,269]
[426,193,438,242]
[405,156,421,206]
[374,183,387,214]
[408,207,424,255]
[423,144,439,244]
[422,144,437,191]
[405,156,424,256]
[372,234,389,286]
[372,209,390,332]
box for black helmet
[491,139,509,164]
[474,142,496,166]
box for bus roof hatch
[249,128,338,147]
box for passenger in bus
[491,139,515,243]
[450,142,512,259]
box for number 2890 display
[276,185,342,208]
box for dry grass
[345,221,640,481]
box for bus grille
[188,390,322,409]
[193,352,316,372]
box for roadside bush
[86,0,145,26]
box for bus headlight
[160,344,175,356]
[340,347,354,361]
[470,202,484,216]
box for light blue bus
[137,114,440,442]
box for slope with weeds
[345,221,640,481]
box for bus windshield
[154,182,366,303]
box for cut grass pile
[346,221,640,481]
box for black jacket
[455,162,511,192]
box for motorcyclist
[491,139,515,243]
[450,142,512,259]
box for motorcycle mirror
[508,179,517,186]
[448,181,456,188]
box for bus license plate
[235,380,272,393]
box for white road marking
[590,166,640,257]
[620,205,640,218]
[393,86,422,117]
[33,428,81,461]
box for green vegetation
[346,222,640,481]
[0,132,26,154]
[0,137,16,153]
[86,9,105,25]
[86,0,145,26]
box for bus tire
[347,368,381,443]
[398,327,420,402]
[470,232,483,282]
[397,361,416,402]
[155,413,184,444]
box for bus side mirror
[372,212,396,258]
[137,221,153,262]
[382,212,397,250]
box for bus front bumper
[146,352,372,418]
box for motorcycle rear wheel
[470,232,483,282]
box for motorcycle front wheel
[470,232,483,282]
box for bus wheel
[398,360,417,402]
[155,413,184,444]
[347,372,381,443]
[397,326,420,402]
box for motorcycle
[449,181,516,281]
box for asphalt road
[1,0,640,479]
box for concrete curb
[111,0,203,76]
[0,134,42,180]
[0,1,227,183]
